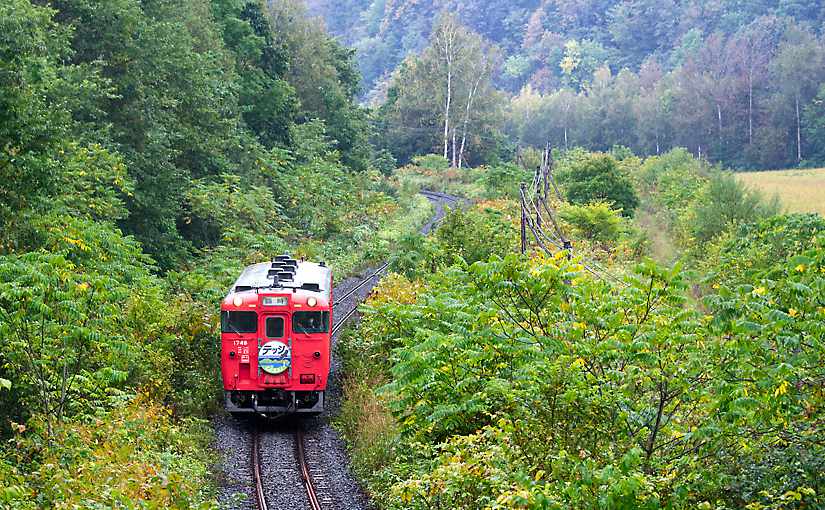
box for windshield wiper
[224,315,243,335]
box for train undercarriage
[225,389,324,415]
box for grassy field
[737,168,825,216]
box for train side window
[221,311,257,333]
[293,311,329,334]
[265,317,285,338]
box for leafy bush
[557,153,639,217]
[479,163,531,199]
[389,204,517,279]
[412,154,450,171]
[707,213,825,286]
[688,173,780,245]
[636,149,782,253]
[184,173,288,249]
[637,149,706,219]
[389,233,449,279]
[341,248,825,509]
[559,201,623,245]
[434,206,517,265]
[703,229,825,508]
[0,398,217,509]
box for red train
[220,255,333,415]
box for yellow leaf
[774,380,790,397]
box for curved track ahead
[218,191,464,510]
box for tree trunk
[458,73,483,169]
[440,25,455,161]
[443,66,452,160]
[748,70,753,146]
[451,129,457,168]
[717,103,723,146]
[796,95,802,163]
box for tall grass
[737,168,825,216]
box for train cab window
[221,311,257,334]
[293,311,329,334]
[265,317,285,338]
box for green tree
[267,0,373,170]
[689,172,779,244]
[557,153,639,216]
[559,201,623,245]
[50,0,254,267]
[802,84,825,163]
[0,0,106,240]
[381,15,503,167]
[768,25,825,164]
[212,0,299,147]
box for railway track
[249,260,387,510]
[243,190,463,510]
[253,427,324,510]
[250,256,382,510]
[419,189,462,203]
[252,429,268,510]
[331,261,389,336]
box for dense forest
[310,0,825,169]
[0,0,427,506]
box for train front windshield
[292,311,329,334]
[221,311,257,333]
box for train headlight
[307,297,317,307]
[232,296,243,307]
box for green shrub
[0,398,218,509]
[559,201,623,245]
[412,154,450,171]
[434,207,517,264]
[557,153,639,217]
[688,173,780,245]
[479,163,531,199]
[707,213,825,287]
[703,229,825,507]
[341,248,825,509]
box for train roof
[229,260,332,299]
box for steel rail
[331,300,361,337]
[419,189,458,200]
[332,261,389,307]
[420,189,463,205]
[331,191,463,337]
[296,428,323,510]
[252,429,268,510]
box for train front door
[258,313,291,384]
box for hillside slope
[308,0,825,97]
